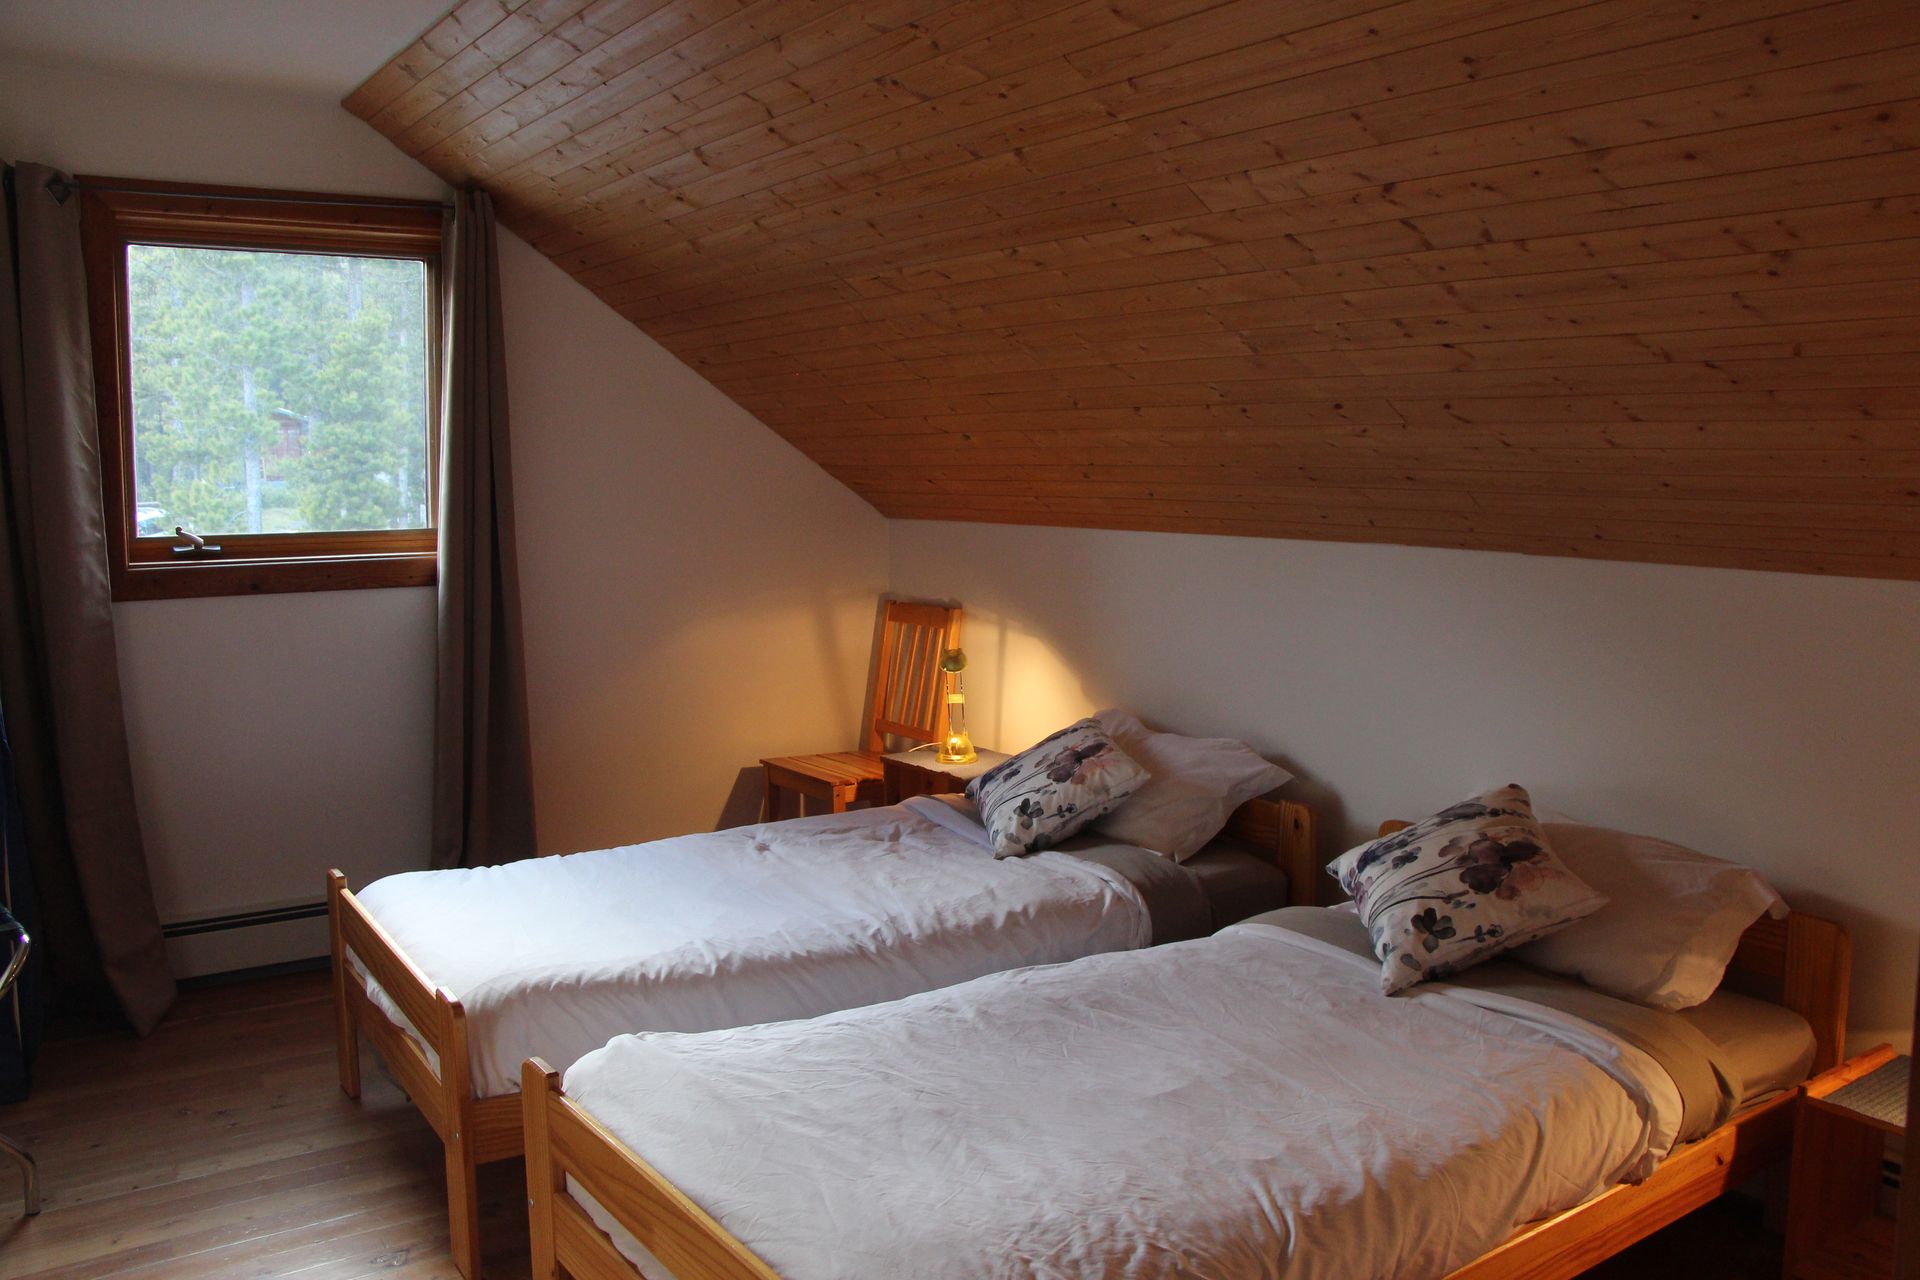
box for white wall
[0,58,887,970]
[892,521,1920,1049]
[499,230,886,853]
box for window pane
[125,244,431,538]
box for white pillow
[1088,709,1291,862]
[1515,822,1785,1010]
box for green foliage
[126,245,430,536]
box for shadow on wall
[954,596,1348,881]
[716,767,765,830]
[707,594,919,832]
[528,576,880,855]
[713,591,1346,893]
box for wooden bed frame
[521,892,1852,1280]
[328,794,1317,1280]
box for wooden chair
[761,601,960,820]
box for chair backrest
[866,601,962,752]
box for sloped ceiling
[351,0,1920,579]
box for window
[82,179,444,599]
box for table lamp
[937,647,976,764]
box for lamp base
[936,730,977,765]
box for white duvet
[352,799,1149,1097]
[564,919,1683,1280]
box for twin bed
[331,756,1848,1280]
[329,789,1318,1276]
[527,902,1846,1280]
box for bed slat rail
[1443,1089,1798,1280]
[526,1059,778,1280]
[330,869,496,1278]
[343,974,448,1136]
[554,1198,658,1280]
[328,871,446,1052]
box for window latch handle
[171,526,222,557]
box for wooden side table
[1786,1044,1907,1279]
[880,749,1011,805]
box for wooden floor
[1,972,529,1280]
[0,970,1783,1279]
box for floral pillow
[1329,785,1608,995]
[966,719,1150,858]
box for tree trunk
[241,364,261,533]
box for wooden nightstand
[1786,1044,1907,1279]
[880,749,1011,805]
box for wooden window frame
[80,177,445,600]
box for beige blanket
[1258,906,1739,1141]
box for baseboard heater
[161,901,331,978]
[161,901,328,939]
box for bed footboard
[524,1058,781,1280]
[328,870,458,1126]
[328,869,521,1279]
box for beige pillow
[1515,822,1784,1010]
[1089,709,1291,861]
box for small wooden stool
[760,752,885,820]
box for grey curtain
[432,189,536,870]
[0,163,174,1034]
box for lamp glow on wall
[937,647,976,764]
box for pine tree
[126,245,430,537]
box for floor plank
[0,973,530,1280]
[0,970,1784,1278]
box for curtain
[0,162,174,1034]
[432,189,536,870]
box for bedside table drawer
[880,750,1011,806]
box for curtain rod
[45,177,450,211]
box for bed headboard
[1373,820,1851,1072]
[1723,913,1852,1073]
[1223,797,1319,908]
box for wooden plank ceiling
[350,0,1920,579]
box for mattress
[1680,987,1816,1108]
[908,790,1288,938]
[351,798,1159,1096]
[1288,903,1813,1113]
[566,906,1816,1280]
